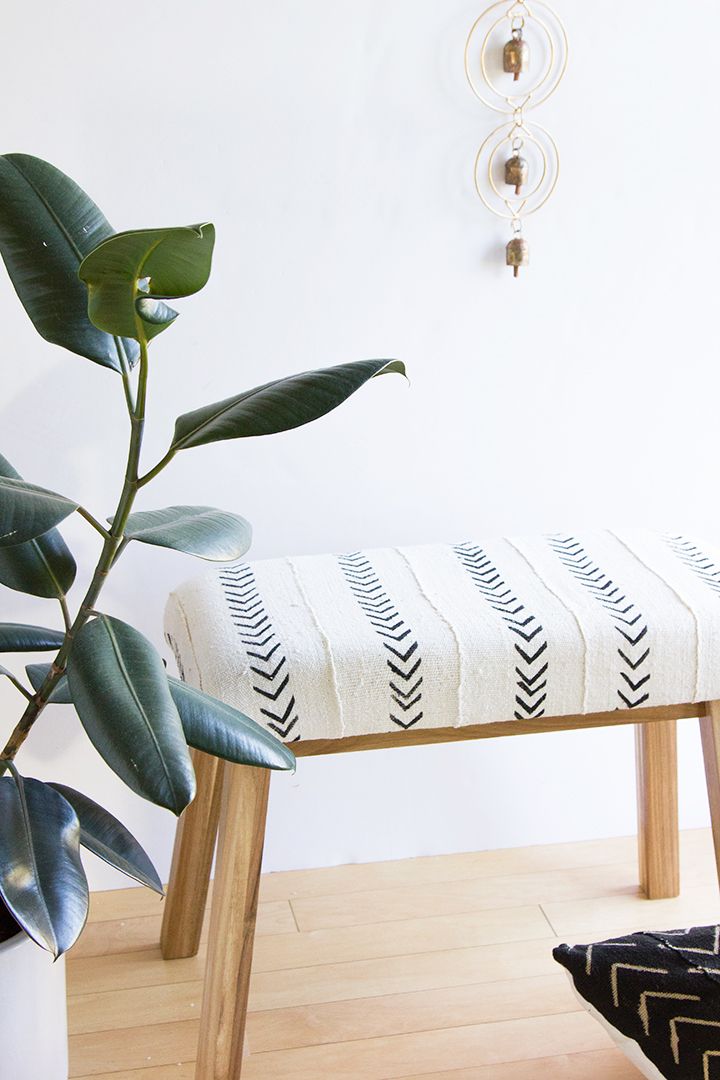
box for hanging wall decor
[464,0,568,277]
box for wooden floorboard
[67,829,718,1078]
[72,899,294,960]
[237,1012,613,1079]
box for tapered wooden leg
[635,718,680,899]
[196,764,270,1080]
[700,701,720,890]
[161,749,224,960]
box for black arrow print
[338,553,425,732]
[250,657,286,681]
[665,536,720,598]
[547,535,651,712]
[517,680,547,698]
[384,641,418,664]
[391,712,424,730]
[515,641,548,666]
[220,566,302,742]
[515,662,548,686]
[376,627,412,642]
[621,672,651,692]
[391,678,423,700]
[454,543,550,721]
[387,658,422,682]
[392,693,422,712]
[252,674,290,702]
[515,694,547,716]
[619,647,650,672]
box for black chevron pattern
[219,565,301,741]
[337,553,424,730]
[165,632,187,682]
[665,536,720,598]
[555,925,720,1080]
[548,535,652,710]
[453,543,549,720]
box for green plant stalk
[137,446,175,488]
[0,336,150,768]
[2,672,32,701]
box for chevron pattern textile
[165,529,720,743]
[554,926,720,1079]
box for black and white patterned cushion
[554,926,720,1079]
[166,530,720,743]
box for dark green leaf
[170,359,406,451]
[0,532,77,598]
[0,773,88,957]
[119,506,252,562]
[47,784,163,895]
[78,224,215,341]
[0,453,76,597]
[0,475,77,547]
[0,623,65,652]
[0,154,139,371]
[168,677,295,771]
[26,663,71,704]
[67,616,196,814]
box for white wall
[1,0,717,889]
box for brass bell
[503,31,529,81]
[506,236,529,278]
[505,154,529,196]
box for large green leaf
[26,663,71,704]
[0,773,88,957]
[0,623,65,652]
[48,783,163,895]
[168,677,295,770]
[67,616,196,814]
[170,359,406,451]
[0,475,77,548]
[0,453,76,597]
[78,224,215,342]
[119,506,252,562]
[0,532,76,598]
[0,154,139,371]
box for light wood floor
[67,828,720,1079]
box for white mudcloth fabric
[165,531,720,743]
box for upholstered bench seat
[160,528,720,1080]
[166,529,720,743]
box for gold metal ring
[480,13,555,110]
[487,125,548,207]
[464,0,569,114]
[473,120,560,220]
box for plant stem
[59,595,72,634]
[0,337,150,768]
[110,537,130,569]
[137,446,176,488]
[76,506,113,541]
[116,337,137,414]
[1,672,33,701]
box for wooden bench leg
[161,749,224,960]
[635,718,680,900]
[196,763,271,1080]
[700,701,720,891]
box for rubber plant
[0,154,404,957]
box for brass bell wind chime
[465,1,568,277]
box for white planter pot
[0,929,68,1079]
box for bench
[159,529,720,1078]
